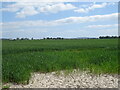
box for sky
[0,2,118,39]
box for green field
[2,39,119,84]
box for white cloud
[0,0,119,2]
[1,2,117,18]
[53,13,118,25]
[0,0,78,2]
[87,24,118,28]
[74,3,108,13]
[16,6,39,18]
[1,2,76,18]
[2,13,118,29]
[38,3,76,13]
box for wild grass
[2,39,119,83]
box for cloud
[2,13,118,30]
[87,24,118,28]
[1,2,76,18]
[16,6,39,18]
[1,0,119,2]
[1,2,116,18]
[0,0,78,2]
[53,13,118,25]
[74,3,108,13]
[38,3,76,13]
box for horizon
[0,2,118,38]
[1,35,119,40]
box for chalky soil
[9,70,118,88]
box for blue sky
[0,2,118,39]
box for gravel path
[8,70,118,88]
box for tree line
[43,37,64,40]
[99,36,120,39]
[6,37,64,40]
[2,36,120,40]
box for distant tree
[24,38,29,40]
[106,36,110,38]
[47,37,49,39]
[49,37,52,39]
[21,38,24,40]
[31,37,34,40]
[16,38,19,40]
[99,36,119,39]
[57,37,61,39]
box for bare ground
[4,70,119,88]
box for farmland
[2,39,119,84]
